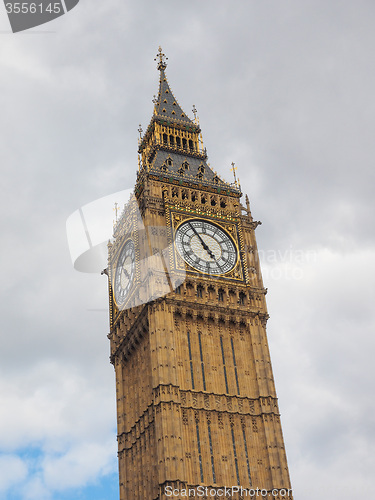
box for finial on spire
[230,162,238,186]
[155,46,168,71]
[138,124,143,138]
[192,104,197,120]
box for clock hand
[121,267,130,280]
[188,223,216,260]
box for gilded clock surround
[172,215,242,279]
[106,49,293,500]
[174,218,238,275]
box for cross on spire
[155,46,168,71]
[192,104,197,120]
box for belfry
[106,48,293,499]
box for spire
[153,47,194,126]
[135,49,241,197]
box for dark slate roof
[149,150,231,190]
[154,69,194,126]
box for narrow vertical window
[242,424,252,486]
[231,425,240,485]
[218,289,224,302]
[207,420,216,483]
[220,336,229,394]
[198,332,206,391]
[231,337,240,395]
[187,331,195,389]
[196,420,204,483]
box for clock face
[175,220,237,275]
[114,239,135,306]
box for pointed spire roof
[135,49,241,197]
[153,47,194,126]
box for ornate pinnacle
[245,194,252,218]
[155,46,168,71]
[113,202,119,222]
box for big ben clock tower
[106,48,293,500]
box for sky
[0,0,374,499]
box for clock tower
[107,48,293,500]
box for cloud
[42,440,116,491]
[0,360,116,451]
[263,243,375,496]
[0,361,117,499]
[0,455,28,493]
